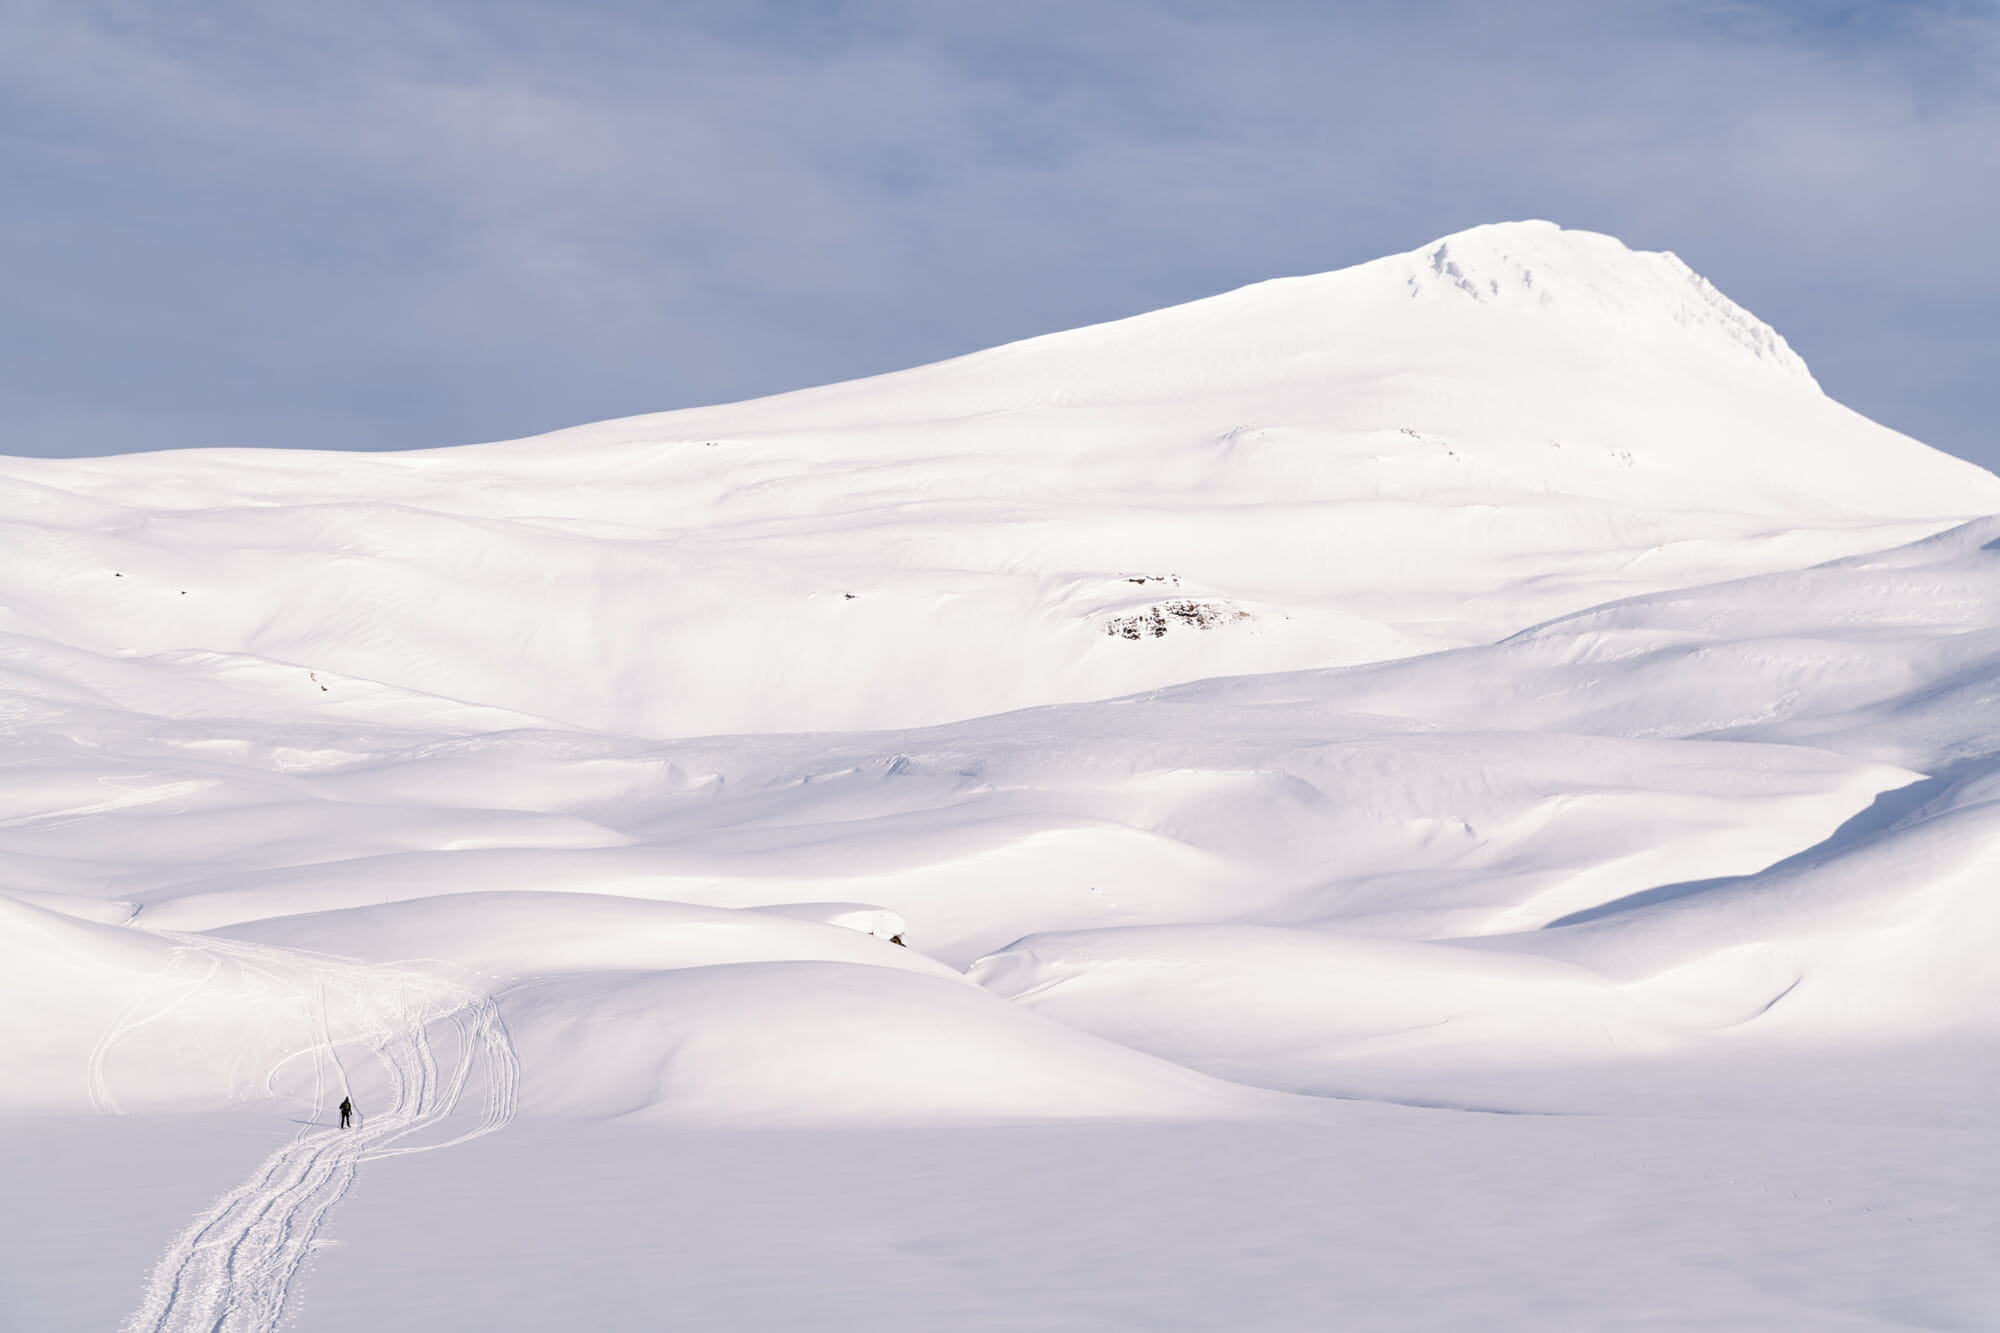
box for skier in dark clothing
[339,1096,353,1130]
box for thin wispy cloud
[1,0,1995,463]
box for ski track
[99,934,520,1333]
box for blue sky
[3,1,1996,467]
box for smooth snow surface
[3,221,1997,1330]
[6,222,1994,738]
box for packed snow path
[97,936,519,1333]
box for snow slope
[4,221,1995,737]
[2,221,1998,1330]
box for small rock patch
[1106,601,1249,639]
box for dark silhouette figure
[339,1096,353,1130]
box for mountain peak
[672,219,1823,432]
[1393,221,1816,385]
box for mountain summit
[666,220,1819,424]
[1396,221,1815,380]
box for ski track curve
[100,934,520,1333]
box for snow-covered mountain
[5,222,1997,1332]
[7,221,1995,737]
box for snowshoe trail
[104,936,520,1333]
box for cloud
[0,0,1996,464]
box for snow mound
[502,962,1273,1123]
[220,892,949,982]
[0,895,175,1111]
[742,900,911,942]
[968,924,1704,1092]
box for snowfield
[3,221,1999,1330]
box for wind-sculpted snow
[3,221,2000,1328]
